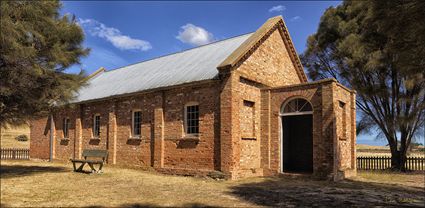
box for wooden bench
[70,149,108,173]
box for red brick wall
[31,81,221,174]
[260,80,356,180]
[217,26,307,179]
[30,117,50,159]
[161,82,219,171]
[52,108,77,161]
[113,94,157,167]
[263,83,327,176]
[333,83,357,179]
[235,77,262,178]
[236,29,302,87]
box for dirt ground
[1,160,424,207]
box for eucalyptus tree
[301,0,425,170]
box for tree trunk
[390,150,407,171]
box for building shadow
[85,203,216,208]
[0,164,67,179]
[228,175,425,207]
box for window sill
[241,137,256,140]
[164,136,200,142]
[90,137,100,140]
[183,134,200,140]
[129,136,141,140]
[182,136,200,142]
[339,137,348,141]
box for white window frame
[184,102,199,136]
[132,109,142,137]
[93,114,101,138]
[280,97,313,116]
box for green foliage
[301,1,425,169]
[15,134,28,142]
[0,1,89,125]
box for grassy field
[0,124,30,149]
[357,144,425,157]
[1,160,424,207]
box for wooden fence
[357,156,425,171]
[0,148,30,160]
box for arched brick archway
[280,98,313,173]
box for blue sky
[61,1,386,145]
[62,1,341,73]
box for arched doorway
[281,98,313,173]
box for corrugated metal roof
[74,33,252,103]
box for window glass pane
[284,100,296,113]
[63,118,68,138]
[94,115,100,137]
[282,98,313,114]
[301,102,313,111]
[133,111,141,135]
[297,99,307,111]
[186,105,199,134]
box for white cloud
[290,16,302,22]
[78,18,152,51]
[176,24,214,46]
[269,5,286,13]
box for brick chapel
[30,16,357,180]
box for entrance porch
[260,78,357,181]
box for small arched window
[281,98,313,116]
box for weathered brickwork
[30,16,356,181]
[236,29,302,87]
[29,117,50,159]
[52,107,77,161]
[333,83,357,179]
[259,80,356,179]
[235,77,263,178]
[31,81,220,174]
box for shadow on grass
[228,175,425,207]
[86,203,216,208]
[0,164,67,179]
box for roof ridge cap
[83,67,105,82]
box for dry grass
[1,160,424,207]
[357,170,425,189]
[0,124,30,149]
[0,138,29,149]
[357,144,390,150]
[357,144,425,157]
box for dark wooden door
[282,114,313,173]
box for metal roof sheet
[74,33,252,103]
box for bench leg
[72,162,77,171]
[76,162,86,172]
[97,163,104,173]
[88,163,97,173]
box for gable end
[218,16,308,83]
